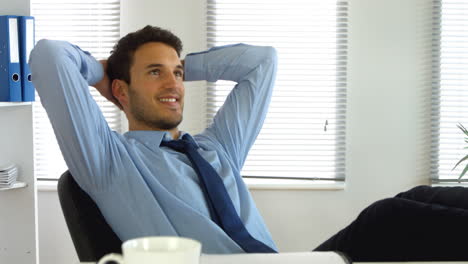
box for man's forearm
[92,60,122,109]
[184,43,277,84]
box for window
[432,0,468,183]
[31,0,121,180]
[206,0,348,181]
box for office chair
[58,170,122,262]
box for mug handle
[97,253,124,264]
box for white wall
[38,0,435,262]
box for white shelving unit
[0,3,39,264]
[0,181,28,191]
[0,102,38,264]
[0,102,32,107]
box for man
[30,25,277,254]
[31,25,468,262]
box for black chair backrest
[57,170,122,262]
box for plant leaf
[458,123,468,136]
[455,123,468,180]
[459,164,468,180]
[453,154,468,170]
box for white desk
[77,250,468,264]
[81,251,347,264]
[80,262,468,264]
[80,261,468,264]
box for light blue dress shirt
[29,40,278,253]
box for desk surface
[78,251,468,264]
[78,261,468,264]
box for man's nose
[163,73,180,88]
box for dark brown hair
[107,25,183,84]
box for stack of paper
[0,162,18,188]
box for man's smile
[157,95,181,109]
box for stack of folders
[0,15,35,102]
[0,162,18,188]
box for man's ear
[112,79,129,109]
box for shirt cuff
[184,51,205,82]
[84,54,104,86]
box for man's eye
[149,69,160,75]
[175,71,183,78]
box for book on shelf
[0,162,19,188]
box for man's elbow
[29,39,73,70]
[255,46,278,69]
[29,39,73,95]
[264,46,278,62]
[255,46,278,74]
[30,39,57,64]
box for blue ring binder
[0,15,22,102]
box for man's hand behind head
[93,60,123,110]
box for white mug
[97,236,201,264]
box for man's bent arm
[184,44,278,171]
[30,39,115,191]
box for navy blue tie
[161,134,277,253]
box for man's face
[126,42,184,131]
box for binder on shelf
[0,15,22,102]
[18,16,35,102]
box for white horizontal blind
[207,0,347,180]
[432,0,468,183]
[31,0,121,179]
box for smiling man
[30,25,278,254]
[109,41,185,136]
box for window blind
[31,0,121,180]
[207,0,348,180]
[431,0,468,183]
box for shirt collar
[124,130,198,148]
